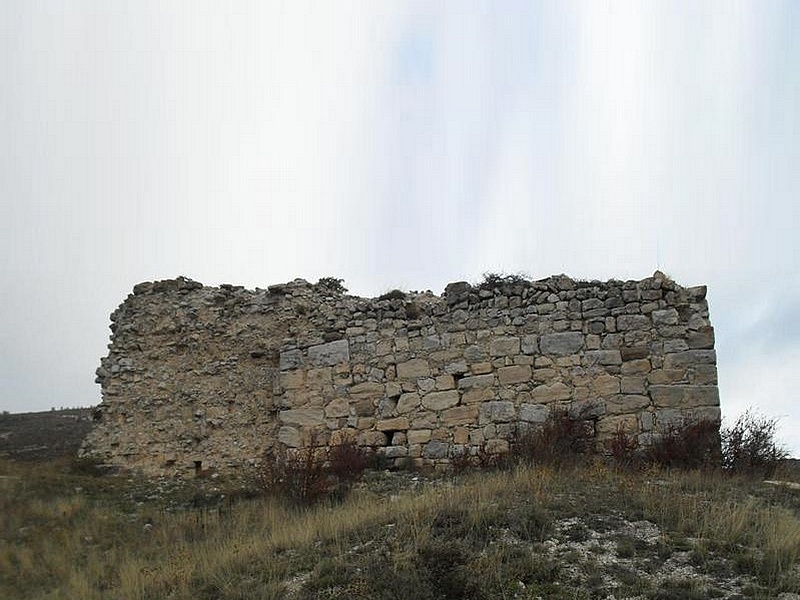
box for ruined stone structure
[80,272,720,476]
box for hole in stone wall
[382,431,396,445]
[194,460,202,476]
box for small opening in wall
[194,460,202,476]
[452,372,465,384]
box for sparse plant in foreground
[645,419,721,470]
[721,410,788,478]
[512,407,593,466]
[256,436,371,505]
[608,423,640,469]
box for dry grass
[1,458,799,599]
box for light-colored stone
[441,405,478,426]
[375,417,410,431]
[540,332,584,355]
[479,401,516,424]
[458,374,495,389]
[308,340,350,366]
[396,393,420,414]
[650,385,719,408]
[490,336,521,356]
[279,408,325,426]
[407,429,432,444]
[279,349,303,371]
[423,440,448,459]
[583,350,622,366]
[651,309,679,326]
[519,403,549,423]
[616,315,650,331]
[497,365,532,385]
[324,398,350,418]
[281,370,305,390]
[532,382,572,402]
[349,381,385,399]
[663,350,716,369]
[422,390,460,411]
[278,426,302,447]
[606,394,650,414]
[621,359,651,375]
[396,358,431,379]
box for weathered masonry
[80,272,720,476]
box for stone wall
[80,272,719,476]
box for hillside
[0,408,93,460]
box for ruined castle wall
[81,272,719,476]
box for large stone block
[324,398,350,418]
[349,382,385,399]
[397,358,431,379]
[498,365,532,385]
[532,382,572,402]
[540,332,584,355]
[396,393,420,414]
[279,408,325,426]
[307,340,350,366]
[423,440,448,459]
[583,350,622,366]
[649,385,720,408]
[422,390,460,411]
[687,327,715,349]
[519,403,549,423]
[490,336,521,357]
[278,426,302,447]
[616,315,650,331]
[279,349,303,371]
[441,405,478,426]
[479,401,516,424]
[663,350,716,370]
[651,309,679,326]
[376,417,410,431]
[458,374,495,390]
[606,394,650,414]
[407,429,432,444]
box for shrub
[512,407,593,466]
[477,272,530,292]
[608,424,640,469]
[257,443,333,506]
[646,419,721,470]
[256,436,371,505]
[721,410,788,478]
[315,277,347,294]
[378,289,406,301]
[328,437,371,491]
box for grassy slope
[1,458,799,600]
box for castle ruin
[80,272,720,476]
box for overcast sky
[2,2,798,455]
